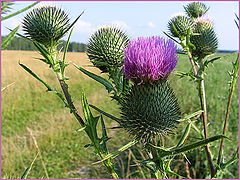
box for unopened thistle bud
[22,6,70,47]
[190,19,218,57]
[87,27,129,73]
[184,2,209,19]
[168,15,194,38]
[120,36,180,142]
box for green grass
[2,52,238,179]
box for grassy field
[2,50,238,179]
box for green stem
[56,74,85,126]
[185,50,215,177]
[103,159,119,179]
[216,56,238,166]
[197,73,215,177]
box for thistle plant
[19,6,119,179]
[165,1,237,178]
[16,3,233,179]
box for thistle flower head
[190,19,218,57]
[123,36,177,83]
[184,2,209,18]
[120,80,180,142]
[168,15,194,38]
[22,6,70,47]
[87,27,129,73]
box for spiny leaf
[19,63,67,105]
[2,1,39,20]
[176,122,192,147]
[162,31,180,44]
[63,28,73,62]
[2,25,19,49]
[33,41,53,65]
[89,104,121,122]
[177,110,203,122]
[74,64,115,93]
[155,135,227,158]
[92,139,138,164]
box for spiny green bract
[87,27,129,73]
[22,6,70,47]
[168,15,194,38]
[190,20,218,57]
[120,80,180,143]
[184,2,209,18]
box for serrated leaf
[92,139,138,164]
[177,110,203,122]
[204,56,221,68]
[2,1,39,20]
[74,64,115,93]
[63,28,73,63]
[176,122,192,147]
[33,42,53,65]
[155,135,227,158]
[89,104,120,122]
[81,92,99,143]
[162,31,180,44]
[19,63,67,105]
[2,25,19,49]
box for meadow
[2,50,238,179]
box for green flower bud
[190,20,218,57]
[168,15,194,38]
[184,2,209,18]
[22,6,70,47]
[87,27,129,73]
[120,80,180,143]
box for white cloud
[110,20,130,30]
[73,20,93,34]
[147,21,156,28]
[94,20,130,32]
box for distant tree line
[2,36,87,52]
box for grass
[2,50,238,179]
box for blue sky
[1,1,239,50]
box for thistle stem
[185,48,198,76]
[197,74,215,177]
[185,49,215,177]
[216,57,238,167]
[57,75,85,126]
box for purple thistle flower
[123,36,177,83]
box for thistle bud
[184,2,209,18]
[87,27,129,73]
[22,6,70,47]
[190,19,218,57]
[168,15,194,38]
[120,80,180,142]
